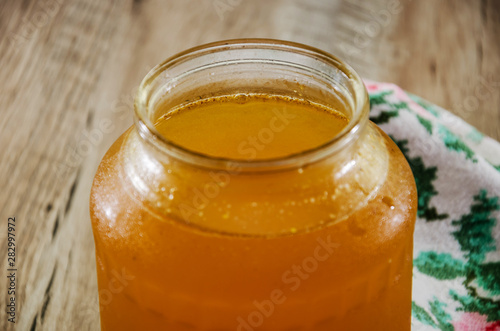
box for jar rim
[134,38,369,172]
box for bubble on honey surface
[168,194,174,200]
[298,168,304,174]
[233,93,248,104]
[250,202,258,207]
[310,197,316,203]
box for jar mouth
[134,38,369,172]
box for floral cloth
[365,81,500,331]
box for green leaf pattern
[366,82,500,330]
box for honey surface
[155,94,349,160]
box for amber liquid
[90,94,416,330]
[155,94,349,160]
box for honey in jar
[90,39,417,330]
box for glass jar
[90,39,417,330]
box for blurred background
[0,0,499,330]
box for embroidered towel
[365,81,500,331]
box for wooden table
[1,0,499,329]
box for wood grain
[0,0,498,330]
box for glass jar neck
[121,39,388,237]
[122,124,388,237]
[133,39,369,172]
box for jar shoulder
[90,124,417,237]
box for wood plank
[0,1,135,330]
[0,0,498,330]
